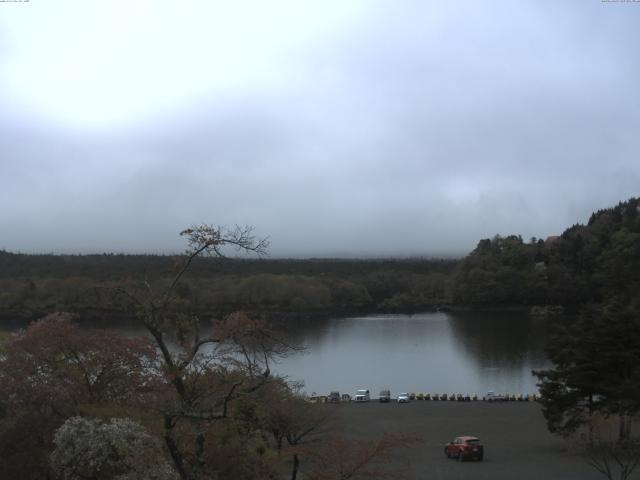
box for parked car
[486,391,505,402]
[397,392,410,403]
[328,391,341,403]
[354,389,370,402]
[379,389,391,402]
[445,436,484,461]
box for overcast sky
[1,1,639,257]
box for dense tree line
[0,252,454,279]
[531,198,640,478]
[1,197,638,321]
[451,197,640,308]
[0,253,456,320]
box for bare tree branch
[584,438,640,480]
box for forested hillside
[450,197,640,308]
[1,197,638,320]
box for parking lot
[332,401,604,480]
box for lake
[272,311,552,397]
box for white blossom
[51,416,178,480]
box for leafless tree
[260,383,334,480]
[584,438,640,480]
[114,225,297,480]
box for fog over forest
[1,1,639,257]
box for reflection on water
[273,311,552,396]
[1,311,553,397]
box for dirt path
[331,401,603,480]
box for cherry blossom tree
[0,313,160,478]
[51,416,177,480]
[0,312,158,417]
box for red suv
[444,436,484,461]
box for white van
[354,389,370,402]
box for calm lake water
[271,311,551,397]
[2,311,553,398]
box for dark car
[328,391,341,403]
[379,389,391,402]
[444,436,484,461]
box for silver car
[397,392,410,403]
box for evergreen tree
[535,303,640,440]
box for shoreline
[0,303,571,326]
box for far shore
[0,303,573,327]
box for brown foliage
[0,227,420,480]
[0,312,159,417]
[0,313,163,479]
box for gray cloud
[1,0,639,257]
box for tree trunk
[195,431,206,471]
[290,453,300,480]
[588,394,594,446]
[619,411,629,442]
[164,415,189,480]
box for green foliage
[451,197,640,307]
[0,331,10,355]
[216,274,333,311]
[0,197,638,316]
[534,303,640,438]
[0,256,456,319]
